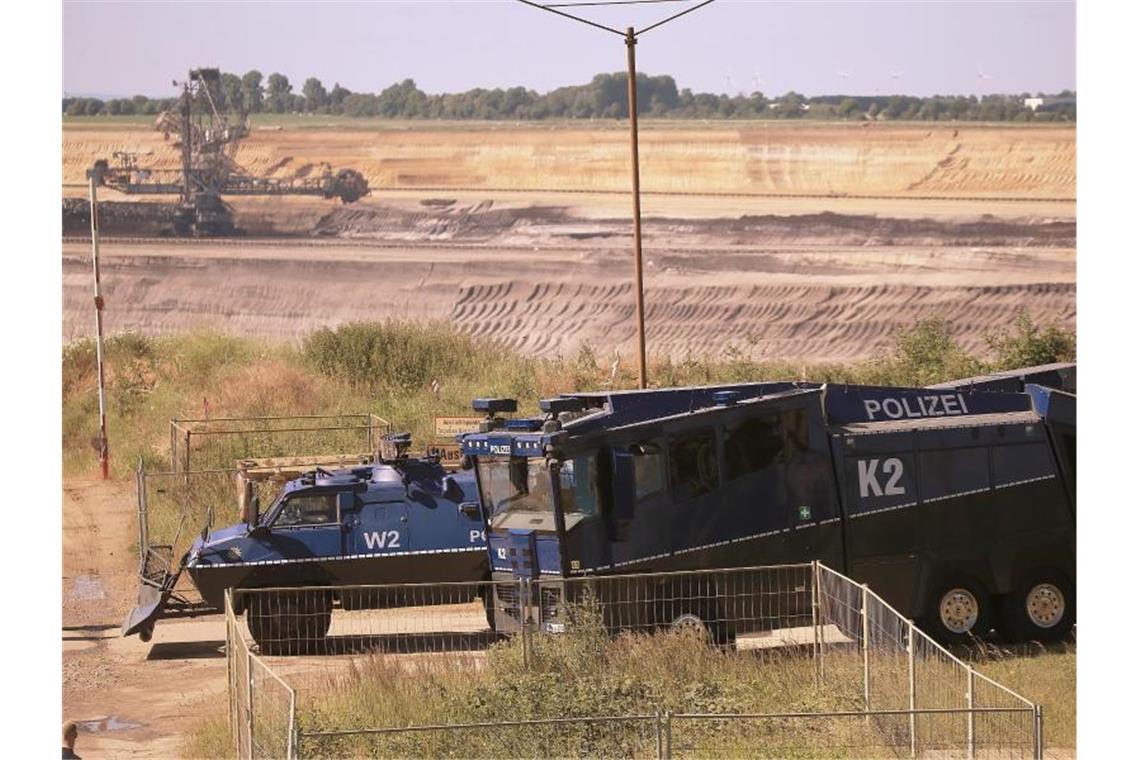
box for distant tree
[220,72,244,112]
[266,72,292,113]
[774,91,806,118]
[302,77,328,112]
[838,98,860,119]
[241,70,264,113]
[329,83,350,113]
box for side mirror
[611,450,636,523]
[248,525,270,541]
[246,494,260,529]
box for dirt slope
[63,123,1075,200]
[63,480,228,759]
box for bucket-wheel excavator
[89,68,369,236]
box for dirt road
[63,479,228,759]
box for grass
[185,609,1075,759]
[968,640,1077,749]
[61,313,1073,483]
[180,710,231,760]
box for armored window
[559,453,599,519]
[274,493,338,527]
[631,441,664,500]
[783,409,810,455]
[723,415,783,481]
[669,429,720,500]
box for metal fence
[169,414,390,472]
[224,563,1044,759]
[228,593,299,759]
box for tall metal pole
[88,170,110,480]
[626,27,648,389]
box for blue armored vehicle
[124,438,488,649]
[460,365,1076,646]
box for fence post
[519,576,530,670]
[664,711,672,760]
[908,620,916,758]
[861,583,871,718]
[184,429,192,474]
[655,710,663,760]
[1033,704,1044,760]
[811,561,821,687]
[287,689,297,760]
[246,652,255,760]
[967,668,976,759]
[225,592,234,754]
[136,461,147,555]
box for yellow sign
[434,416,484,438]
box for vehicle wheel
[247,593,331,655]
[481,589,497,632]
[668,610,736,649]
[138,625,154,643]
[1000,570,1074,644]
[923,576,993,645]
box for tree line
[63,70,1076,122]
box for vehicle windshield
[477,457,556,531]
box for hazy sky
[63,0,1075,99]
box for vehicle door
[783,406,843,567]
[266,490,346,558]
[352,498,410,556]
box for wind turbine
[976,64,995,97]
[751,69,765,95]
[726,67,742,97]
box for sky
[63,0,1075,99]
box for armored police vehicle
[124,439,488,650]
[459,369,1075,645]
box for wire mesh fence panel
[219,564,1044,760]
[670,710,1035,759]
[249,654,296,760]
[233,580,507,684]
[297,715,663,759]
[862,590,914,750]
[815,564,867,702]
[671,712,918,759]
[227,593,253,759]
[170,414,389,473]
[531,565,816,648]
[137,468,280,575]
[911,631,972,754]
[971,671,1039,758]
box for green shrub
[985,308,1076,369]
[303,321,499,391]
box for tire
[667,609,736,649]
[922,576,994,646]
[247,592,332,656]
[999,570,1074,644]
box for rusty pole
[626,27,648,389]
[88,169,110,479]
